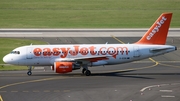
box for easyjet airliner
[3,13,177,76]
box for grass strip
[0,0,179,28]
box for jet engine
[52,62,81,73]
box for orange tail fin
[135,13,172,45]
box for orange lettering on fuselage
[69,46,79,56]
[33,45,129,59]
[80,47,88,55]
[60,47,70,58]
[33,48,42,56]
[89,46,97,55]
[43,48,51,56]
[108,47,116,55]
[99,47,106,55]
[117,47,129,55]
[53,48,60,56]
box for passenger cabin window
[10,51,20,54]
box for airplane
[3,12,177,76]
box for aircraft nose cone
[3,55,9,63]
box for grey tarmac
[0,29,180,101]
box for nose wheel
[27,66,32,76]
[27,71,32,76]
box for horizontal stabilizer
[150,47,173,52]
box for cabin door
[27,47,33,59]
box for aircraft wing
[51,55,112,64]
[73,55,109,62]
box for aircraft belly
[25,58,50,66]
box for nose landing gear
[27,66,32,76]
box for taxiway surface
[0,30,180,101]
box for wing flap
[51,55,110,64]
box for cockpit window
[10,51,20,54]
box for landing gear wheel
[27,66,32,76]
[82,68,86,74]
[27,71,32,76]
[85,70,91,76]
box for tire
[27,71,32,76]
[85,70,91,76]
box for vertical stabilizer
[136,13,172,45]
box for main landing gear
[82,65,91,76]
[27,66,32,76]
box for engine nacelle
[53,62,81,73]
[54,62,73,73]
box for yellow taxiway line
[0,95,3,101]
[0,77,68,90]
[111,35,125,44]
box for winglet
[135,13,172,45]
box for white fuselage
[3,44,176,66]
